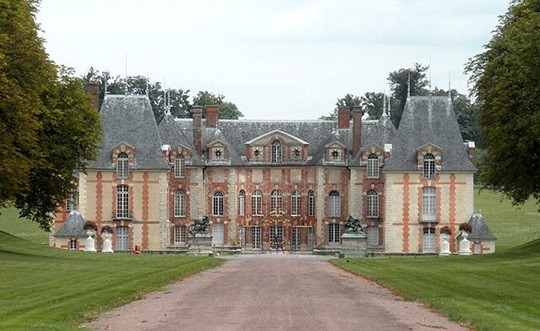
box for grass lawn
[333,191,540,330]
[0,230,224,330]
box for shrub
[458,222,472,233]
[101,225,114,234]
[82,221,98,231]
[440,226,452,235]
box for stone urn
[84,229,97,252]
[459,231,472,255]
[439,233,451,256]
[101,231,114,253]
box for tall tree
[319,94,361,120]
[387,63,430,127]
[466,0,540,205]
[0,1,101,229]
[361,92,395,120]
[193,91,244,119]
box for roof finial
[429,55,432,95]
[387,95,391,116]
[124,52,129,95]
[448,73,452,99]
[145,75,149,97]
[407,72,411,99]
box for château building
[52,89,480,254]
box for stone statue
[344,215,364,234]
[189,216,210,236]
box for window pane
[328,224,340,243]
[252,190,262,215]
[174,191,185,217]
[308,191,315,216]
[174,156,185,178]
[213,192,224,216]
[422,187,436,221]
[291,190,301,216]
[270,190,282,212]
[117,185,129,218]
[116,226,129,251]
[117,152,129,179]
[328,191,340,217]
[367,154,379,179]
[272,141,281,163]
[367,227,379,246]
[366,190,379,218]
[423,154,436,179]
[238,190,245,216]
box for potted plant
[101,225,114,235]
[83,221,98,235]
[440,226,452,236]
[458,222,472,234]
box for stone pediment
[207,139,229,148]
[245,130,309,147]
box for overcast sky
[36,0,509,120]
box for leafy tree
[466,0,540,205]
[361,92,397,120]
[319,94,361,120]
[0,1,101,229]
[193,91,244,119]
[387,63,430,127]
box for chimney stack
[206,105,219,128]
[84,82,100,110]
[337,106,350,129]
[193,107,202,155]
[352,106,363,158]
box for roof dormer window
[117,152,129,179]
[272,141,282,163]
[423,154,436,179]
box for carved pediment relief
[245,130,309,147]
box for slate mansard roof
[158,115,397,166]
[88,95,169,170]
[384,96,476,172]
[468,213,497,241]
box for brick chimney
[337,106,350,129]
[193,107,202,155]
[84,82,100,110]
[206,105,219,128]
[352,106,363,158]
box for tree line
[83,68,244,123]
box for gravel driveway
[85,254,468,331]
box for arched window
[366,190,379,218]
[272,140,282,163]
[117,152,129,179]
[270,190,283,212]
[252,190,262,215]
[238,190,246,216]
[328,191,341,218]
[174,190,186,217]
[308,190,316,216]
[423,154,436,179]
[291,190,301,216]
[116,185,129,218]
[174,155,185,178]
[213,191,224,216]
[367,154,379,179]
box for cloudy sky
[37,0,509,120]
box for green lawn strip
[0,231,224,330]
[474,190,539,251]
[332,240,540,331]
[0,207,48,245]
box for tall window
[272,141,282,163]
[367,226,379,246]
[116,185,129,218]
[174,225,187,244]
[422,186,436,221]
[366,190,379,218]
[174,155,185,178]
[308,190,316,216]
[423,154,436,179]
[270,190,283,212]
[117,152,129,179]
[238,190,246,216]
[423,227,436,253]
[367,154,379,179]
[213,191,224,216]
[116,226,129,251]
[328,191,341,218]
[328,224,340,243]
[174,190,186,217]
[252,190,262,215]
[291,190,301,216]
